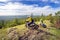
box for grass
[48,27,60,37]
[0,28,7,40]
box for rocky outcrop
[6,27,20,40]
[6,27,59,40]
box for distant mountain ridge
[0,15,27,20]
[0,15,40,20]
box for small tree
[54,11,60,29]
[46,14,53,23]
[0,20,5,28]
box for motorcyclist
[40,19,46,28]
[26,16,34,27]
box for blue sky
[0,0,60,16]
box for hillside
[0,23,60,40]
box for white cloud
[51,0,60,4]
[40,0,60,4]
[0,2,60,16]
[0,0,10,2]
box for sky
[0,0,60,16]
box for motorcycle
[25,21,39,30]
[40,23,47,28]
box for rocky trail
[4,27,60,40]
[19,29,56,40]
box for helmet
[27,15,31,18]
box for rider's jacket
[26,17,32,23]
